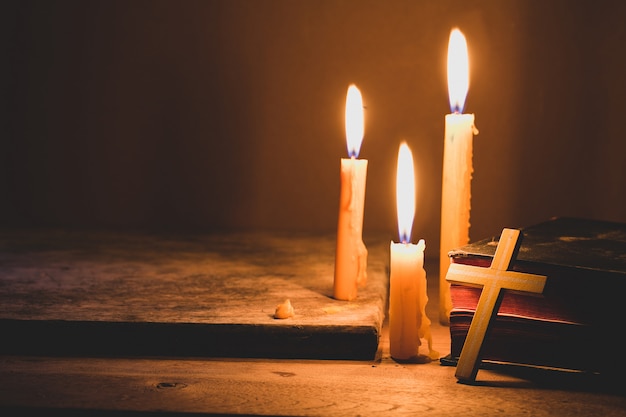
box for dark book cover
[447,217,626,374]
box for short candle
[389,142,437,361]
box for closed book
[447,217,626,374]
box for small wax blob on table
[274,299,295,319]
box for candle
[439,28,478,325]
[389,142,437,361]
[333,84,368,301]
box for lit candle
[439,28,478,325]
[389,142,437,361]
[334,84,368,301]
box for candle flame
[345,84,364,158]
[396,142,415,244]
[447,28,469,113]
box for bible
[445,217,626,375]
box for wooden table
[0,229,624,416]
[0,229,388,360]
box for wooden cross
[445,228,547,382]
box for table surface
[0,230,624,416]
[0,229,387,359]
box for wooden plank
[1,352,624,417]
[0,229,389,359]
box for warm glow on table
[439,28,478,325]
[389,143,437,361]
[334,84,368,301]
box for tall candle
[389,142,437,361]
[439,28,478,325]
[334,84,368,301]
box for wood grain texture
[0,252,624,416]
[0,331,624,417]
[0,229,389,359]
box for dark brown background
[2,0,625,257]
